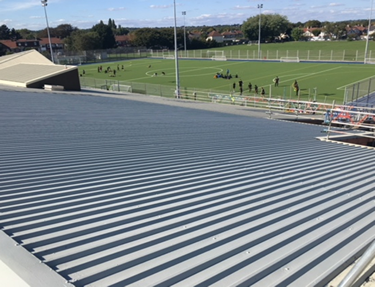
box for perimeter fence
[80,77,345,113]
[54,48,151,65]
[343,75,375,106]
[151,48,375,62]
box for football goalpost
[110,84,132,93]
[364,58,375,64]
[207,50,227,61]
[162,52,175,59]
[280,57,300,63]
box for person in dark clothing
[254,85,258,94]
[274,76,279,87]
[232,82,236,92]
[248,82,252,92]
[261,87,265,96]
[293,80,299,96]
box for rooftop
[0,87,374,287]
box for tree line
[0,16,372,52]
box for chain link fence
[150,48,374,62]
[54,47,152,65]
[344,76,375,107]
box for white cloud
[233,5,254,10]
[329,3,345,7]
[1,1,40,12]
[108,7,126,11]
[150,5,173,9]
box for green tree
[115,25,129,36]
[9,28,21,40]
[17,29,36,40]
[64,30,101,51]
[291,28,304,41]
[305,20,321,28]
[333,23,347,39]
[242,14,290,42]
[132,27,185,49]
[133,28,161,48]
[108,18,117,29]
[92,21,116,49]
[323,22,335,39]
[312,29,322,36]
[0,24,11,39]
[37,28,55,38]
[54,24,77,39]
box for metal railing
[150,48,375,62]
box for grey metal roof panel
[0,90,374,287]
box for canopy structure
[0,50,80,91]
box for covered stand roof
[0,50,80,90]
[0,89,374,287]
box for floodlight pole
[182,11,187,57]
[258,4,263,60]
[364,0,374,62]
[41,0,54,63]
[173,0,180,98]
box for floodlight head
[258,4,263,8]
[41,0,48,6]
[182,11,186,15]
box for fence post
[338,240,375,287]
[297,50,299,59]
[326,100,336,140]
[308,50,310,60]
[314,87,317,102]
[343,50,345,61]
[356,50,358,61]
[276,50,279,60]
[366,78,372,107]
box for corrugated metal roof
[0,90,374,287]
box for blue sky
[0,0,373,30]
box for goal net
[110,84,132,93]
[280,57,300,63]
[207,50,225,58]
[364,58,375,64]
[162,53,175,59]
[211,56,227,61]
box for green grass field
[79,57,375,103]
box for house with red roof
[39,37,64,52]
[206,31,224,43]
[0,37,64,54]
[115,35,131,47]
[0,39,39,53]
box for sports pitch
[79,58,375,103]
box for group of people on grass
[232,78,265,97]
[96,64,125,77]
[227,74,300,97]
